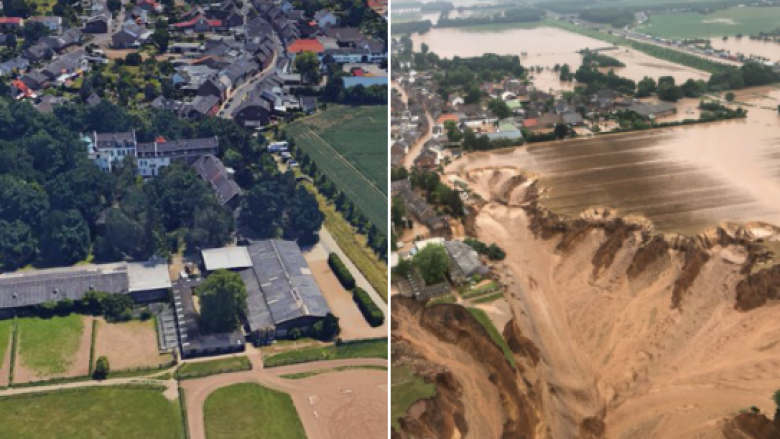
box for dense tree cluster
[574,65,636,95]
[412,244,450,285]
[409,168,464,218]
[464,238,506,260]
[322,74,387,105]
[0,99,283,270]
[197,270,247,333]
[240,171,323,246]
[581,49,625,68]
[578,10,635,27]
[392,20,433,35]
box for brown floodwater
[448,86,780,234]
[412,27,710,89]
[711,37,780,62]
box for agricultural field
[286,105,388,235]
[204,383,306,439]
[0,386,184,439]
[636,7,780,39]
[391,366,436,431]
[15,315,91,382]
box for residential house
[83,13,112,34]
[111,21,152,48]
[0,18,23,32]
[179,94,220,120]
[29,16,62,32]
[191,154,241,208]
[313,10,337,29]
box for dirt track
[181,356,388,439]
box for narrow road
[404,108,434,168]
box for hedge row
[328,253,355,290]
[353,287,384,327]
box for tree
[0,220,35,270]
[93,356,110,379]
[391,196,406,227]
[421,42,429,54]
[412,244,450,285]
[185,205,234,251]
[3,0,32,17]
[94,209,147,262]
[311,313,339,340]
[294,51,321,85]
[151,28,170,53]
[487,99,510,119]
[22,22,51,47]
[125,52,142,66]
[6,34,17,50]
[657,83,684,102]
[198,270,247,333]
[107,0,121,14]
[636,76,657,98]
[725,92,735,102]
[143,83,158,101]
[554,123,569,140]
[39,210,90,266]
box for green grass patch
[467,308,516,370]
[280,364,387,379]
[16,315,84,376]
[471,292,506,304]
[636,7,780,39]
[175,356,251,380]
[287,105,388,235]
[391,366,436,432]
[460,281,500,299]
[428,294,456,305]
[204,383,306,439]
[0,386,184,439]
[263,339,388,368]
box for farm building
[0,260,172,318]
[201,240,331,343]
[444,240,489,284]
[172,279,245,358]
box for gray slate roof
[245,240,330,326]
[0,264,130,309]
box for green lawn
[391,366,436,432]
[467,308,516,370]
[204,383,306,439]
[286,105,388,235]
[636,7,780,39]
[176,356,251,379]
[16,315,84,376]
[0,386,184,438]
[263,339,388,368]
[280,364,387,379]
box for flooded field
[448,86,780,234]
[412,26,710,89]
[711,37,780,63]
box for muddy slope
[451,167,780,438]
[392,297,543,439]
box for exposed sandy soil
[309,260,387,341]
[393,301,512,439]
[472,296,512,334]
[94,318,169,370]
[14,316,93,384]
[182,357,388,439]
[464,172,780,438]
[0,332,11,387]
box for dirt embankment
[392,297,542,439]
[722,412,780,439]
[447,166,780,438]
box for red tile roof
[12,80,34,99]
[0,17,22,24]
[522,118,538,128]
[172,15,220,28]
[287,39,324,54]
[437,114,459,124]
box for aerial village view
[390,0,780,438]
[0,0,388,437]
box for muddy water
[448,86,780,234]
[412,26,710,89]
[711,37,780,62]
